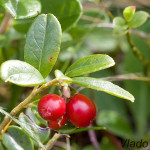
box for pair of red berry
[38,93,96,130]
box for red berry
[48,115,66,130]
[66,93,96,127]
[38,94,66,121]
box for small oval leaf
[24,14,62,78]
[2,126,34,150]
[1,0,41,19]
[72,77,135,102]
[0,60,46,86]
[128,11,148,28]
[123,6,136,22]
[65,54,115,77]
[113,17,126,27]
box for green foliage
[2,126,34,150]
[40,0,82,31]
[0,60,46,86]
[113,6,148,37]
[65,54,115,77]
[128,11,148,28]
[123,6,136,22]
[97,110,133,138]
[19,113,50,144]
[113,17,126,27]
[30,100,48,126]
[1,0,41,19]
[24,14,62,78]
[55,70,72,84]
[58,125,105,134]
[72,77,134,102]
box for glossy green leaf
[2,126,34,150]
[19,113,50,144]
[41,0,82,31]
[0,60,46,86]
[72,77,135,102]
[24,14,62,78]
[128,11,148,28]
[97,110,133,138]
[65,54,115,77]
[123,6,136,22]
[1,0,41,19]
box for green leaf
[55,70,72,83]
[113,17,126,27]
[123,6,136,22]
[0,60,46,86]
[58,125,105,134]
[65,54,115,77]
[72,77,135,102]
[97,110,133,138]
[30,100,48,126]
[0,108,45,149]
[128,11,148,28]
[24,14,62,78]
[2,126,34,150]
[1,0,41,19]
[0,142,4,150]
[13,18,34,33]
[41,0,82,31]
[19,113,50,144]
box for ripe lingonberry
[38,94,66,121]
[66,93,96,127]
[48,115,66,130]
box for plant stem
[0,78,66,134]
[101,1,114,19]
[126,31,150,75]
[45,133,61,150]
[101,73,150,82]
[88,124,100,150]
[0,12,12,34]
[66,137,71,150]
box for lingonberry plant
[0,0,149,149]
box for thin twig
[126,31,150,75]
[86,23,150,39]
[88,124,100,150]
[0,12,12,34]
[101,73,150,82]
[45,133,61,150]
[66,137,71,150]
[101,1,114,19]
[0,78,70,134]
